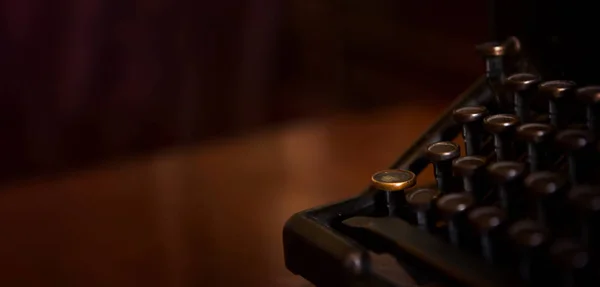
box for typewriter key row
[369,165,599,286]
[362,38,600,286]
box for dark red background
[0,0,487,180]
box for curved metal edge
[282,75,494,286]
[283,211,398,287]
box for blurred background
[0,0,487,179]
[0,0,490,286]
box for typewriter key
[516,123,556,172]
[576,86,600,135]
[406,188,440,232]
[540,80,577,129]
[508,220,550,283]
[556,129,594,184]
[525,171,570,233]
[488,161,526,219]
[371,169,416,216]
[506,73,541,123]
[425,141,460,193]
[453,106,489,156]
[453,156,488,202]
[476,41,506,81]
[484,114,520,161]
[477,42,508,112]
[436,192,475,247]
[468,206,507,264]
[550,240,592,287]
[568,185,600,255]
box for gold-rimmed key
[371,169,416,216]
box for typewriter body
[283,1,600,286]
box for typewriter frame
[282,0,600,284]
[281,75,538,287]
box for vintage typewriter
[283,2,600,287]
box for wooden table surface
[0,97,449,286]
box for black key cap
[425,141,461,193]
[453,155,489,202]
[507,220,551,284]
[488,161,527,219]
[406,187,440,232]
[539,80,578,129]
[477,42,509,112]
[453,106,489,156]
[568,185,600,256]
[468,206,507,264]
[436,192,475,247]
[484,114,520,161]
[524,171,571,233]
[550,239,593,287]
[576,86,600,136]
[516,123,556,172]
[506,73,541,123]
[556,130,595,184]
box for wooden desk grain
[0,100,447,286]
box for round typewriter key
[476,42,506,57]
[540,80,577,100]
[476,42,509,112]
[568,185,600,255]
[506,73,541,123]
[524,171,568,196]
[453,106,489,155]
[506,73,541,91]
[426,141,460,193]
[487,161,526,219]
[437,192,475,215]
[540,80,577,129]
[540,81,578,119]
[453,106,489,123]
[508,220,550,282]
[469,206,506,232]
[453,156,488,202]
[488,161,526,182]
[569,185,600,214]
[508,220,548,248]
[484,114,520,161]
[468,206,507,263]
[425,141,461,162]
[525,171,570,232]
[550,240,591,287]
[556,129,594,184]
[406,188,440,231]
[577,86,600,135]
[517,123,556,143]
[371,169,417,191]
[406,188,440,210]
[517,123,556,172]
[371,169,416,216]
[436,192,475,247]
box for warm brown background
[0,0,487,179]
[0,0,488,286]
